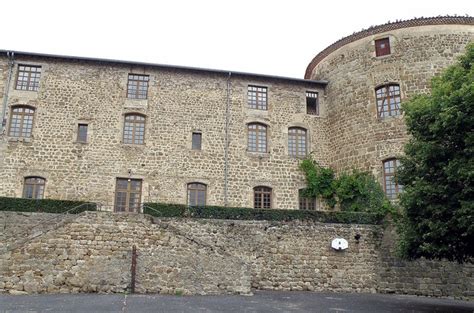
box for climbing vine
[299,158,393,215]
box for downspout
[2,51,15,131]
[224,72,232,207]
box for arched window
[23,177,45,199]
[288,127,307,158]
[299,189,318,210]
[383,159,403,199]
[123,114,145,144]
[254,186,272,209]
[247,123,267,153]
[187,183,207,206]
[8,106,35,138]
[375,84,401,118]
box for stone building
[0,16,473,211]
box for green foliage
[299,159,392,214]
[143,203,383,224]
[397,43,474,263]
[300,159,336,207]
[335,170,393,214]
[0,196,97,213]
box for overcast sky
[2,0,473,78]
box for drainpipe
[224,72,232,207]
[2,51,14,131]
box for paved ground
[0,291,473,313]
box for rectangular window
[8,106,35,138]
[127,74,149,99]
[192,132,202,150]
[248,123,267,153]
[187,183,207,206]
[376,84,401,118]
[306,91,319,115]
[123,114,146,145]
[375,38,391,57]
[23,177,46,199]
[288,128,307,158]
[16,65,42,91]
[77,124,88,142]
[383,159,403,199]
[299,189,318,210]
[254,186,272,209]
[114,178,142,212]
[248,85,267,110]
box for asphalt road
[0,291,473,313]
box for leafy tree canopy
[397,43,474,263]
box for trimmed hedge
[143,203,384,224]
[0,197,97,214]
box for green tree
[398,43,474,263]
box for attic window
[306,91,319,115]
[375,38,391,57]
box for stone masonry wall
[0,55,326,210]
[377,225,474,298]
[309,24,474,183]
[1,212,472,298]
[0,212,250,295]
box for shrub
[0,196,97,214]
[143,202,383,224]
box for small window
[127,74,149,99]
[247,123,267,153]
[192,132,202,150]
[376,84,401,118]
[375,38,391,57]
[187,183,206,206]
[123,114,145,145]
[114,178,142,212]
[299,189,318,210]
[77,124,88,142]
[306,91,319,115]
[288,127,307,158]
[8,106,35,138]
[23,177,45,199]
[383,159,403,199]
[254,186,272,209]
[16,65,41,91]
[248,85,267,110]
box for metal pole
[130,245,137,293]
[2,51,14,131]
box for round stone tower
[305,16,474,184]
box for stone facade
[1,212,472,298]
[0,16,473,208]
[0,56,326,210]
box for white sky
[2,0,473,78]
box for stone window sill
[7,137,32,143]
[246,151,270,159]
[121,143,146,148]
[377,114,404,122]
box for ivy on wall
[299,158,393,215]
